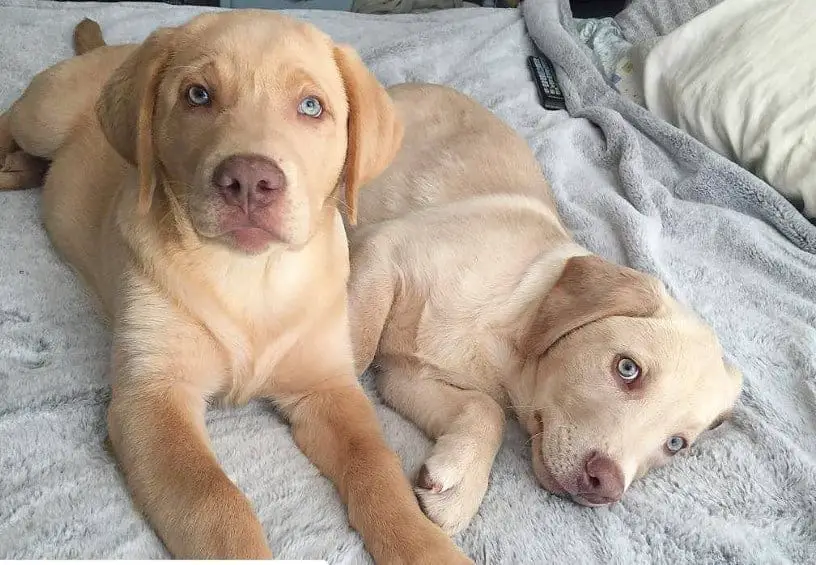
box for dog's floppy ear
[524,255,664,356]
[707,362,743,430]
[706,409,733,431]
[333,45,403,225]
[96,28,176,214]
[725,362,743,389]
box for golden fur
[0,14,469,563]
[348,84,744,535]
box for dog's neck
[493,244,592,428]
[501,244,592,349]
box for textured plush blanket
[1,0,814,562]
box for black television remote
[528,55,566,111]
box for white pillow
[641,0,816,218]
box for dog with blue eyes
[0,13,472,563]
[347,83,744,535]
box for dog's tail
[73,18,107,55]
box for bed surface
[1,0,814,562]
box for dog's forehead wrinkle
[188,9,311,38]
[612,315,724,376]
[180,19,329,76]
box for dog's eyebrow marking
[284,68,323,94]
[166,54,218,80]
[167,60,219,90]
[172,60,238,106]
[282,67,334,116]
[167,63,206,73]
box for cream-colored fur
[0,15,471,563]
[348,83,743,535]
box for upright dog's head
[518,255,742,506]
[97,10,401,254]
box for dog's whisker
[326,194,351,214]
[526,430,544,446]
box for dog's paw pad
[416,464,444,493]
[1,152,20,172]
[1,151,36,172]
[414,458,488,535]
[0,151,47,190]
[415,481,481,536]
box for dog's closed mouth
[533,413,621,507]
[228,226,277,253]
[570,493,617,507]
[531,411,569,496]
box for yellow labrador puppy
[0,15,470,563]
[349,84,743,535]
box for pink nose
[578,452,624,504]
[213,154,285,211]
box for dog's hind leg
[0,149,48,190]
[0,112,48,190]
[8,45,132,160]
[1,43,132,190]
[377,363,506,536]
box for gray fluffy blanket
[1,0,814,562]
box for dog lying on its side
[0,15,471,563]
[348,83,743,535]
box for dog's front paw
[412,539,474,565]
[414,450,490,535]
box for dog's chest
[190,255,317,397]
[193,240,345,402]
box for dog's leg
[0,113,47,190]
[377,363,505,535]
[276,311,471,565]
[108,381,272,558]
[0,150,49,190]
[5,45,131,161]
[347,235,397,375]
[284,383,471,564]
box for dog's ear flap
[524,255,664,356]
[333,44,403,226]
[706,409,733,431]
[725,362,743,389]
[706,359,743,430]
[96,28,175,214]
